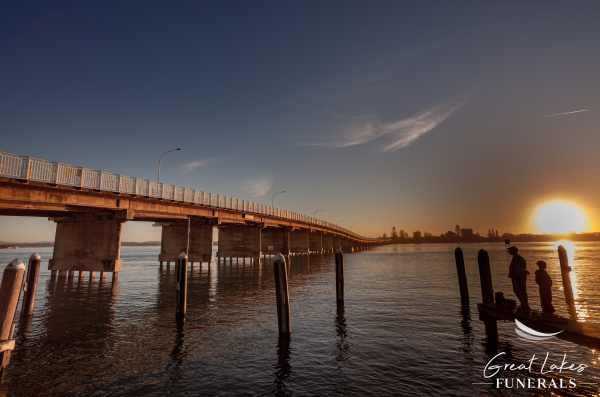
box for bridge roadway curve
[0,152,381,277]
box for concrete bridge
[0,151,381,279]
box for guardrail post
[54,163,61,184]
[21,253,41,318]
[274,253,291,338]
[454,247,469,300]
[117,175,122,193]
[99,171,104,190]
[134,178,138,195]
[25,157,32,180]
[79,168,85,188]
[335,249,344,303]
[176,252,187,319]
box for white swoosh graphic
[515,319,564,337]
[515,328,554,341]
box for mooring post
[273,253,291,338]
[20,253,41,318]
[176,252,188,319]
[454,247,469,300]
[0,259,25,372]
[477,249,494,305]
[558,245,575,308]
[335,249,344,303]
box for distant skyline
[2,1,600,242]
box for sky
[1,1,600,242]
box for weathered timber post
[477,249,494,306]
[0,259,25,372]
[176,252,187,319]
[454,247,469,300]
[558,245,575,308]
[21,253,41,318]
[335,249,344,303]
[273,253,291,338]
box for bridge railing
[0,151,377,241]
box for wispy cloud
[304,99,466,152]
[535,109,588,119]
[241,175,273,197]
[177,158,214,174]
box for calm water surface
[1,242,600,396]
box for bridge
[0,151,380,279]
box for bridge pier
[261,227,290,257]
[289,229,309,255]
[308,231,323,254]
[322,234,334,254]
[333,236,342,252]
[158,219,215,265]
[341,238,354,253]
[48,213,130,277]
[217,224,262,262]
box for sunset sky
[1,1,600,242]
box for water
[1,242,600,396]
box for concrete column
[261,227,290,257]
[308,232,323,254]
[322,234,334,254]
[289,230,309,255]
[158,220,215,264]
[333,236,342,252]
[217,224,262,260]
[49,214,126,274]
[341,238,354,253]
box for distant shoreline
[0,241,162,248]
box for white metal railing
[0,151,378,241]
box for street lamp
[336,221,343,226]
[158,148,181,184]
[349,226,356,230]
[314,209,324,218]
[272,191,286,207]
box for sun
[535,202,587,234]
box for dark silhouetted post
[0,259,25,373]
[557,245,575,308]
[274,253,291,338]
[335,249,344,303]
[477,249,494,306]
[176,252,187,319]
[20,253,41,318]
[454,247,469,300]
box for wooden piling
[112,272,118,282]
[176,252,187,319]
[0,259,25,372]
[335,249,344,303]
[454,247,469,300]
[20,253,41,318]
[273,253,291,338]
[477,249,494,305]
[558,245,575,308]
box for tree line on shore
[378,226,600,243]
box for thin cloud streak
[177,158,214,173]
[305,99,466,152]
[241,175,273,197]
[535,109,588,118]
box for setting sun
[535,202,587,234]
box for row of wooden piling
[0,253,41,377]
[454,245,576,308]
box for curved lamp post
[272,191,286,207]
[314,209,324,218]
[158,148,181,184]
[336,221,343,226]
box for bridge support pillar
[217,224,262,261]
[289,230,309,255]
[333,236,342,252]
[261,227,290,257]
[48,213,131,274]
[158,219,215,265]
[322,234,334,254]
[341,239,354,253]
[308,232,323,254]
